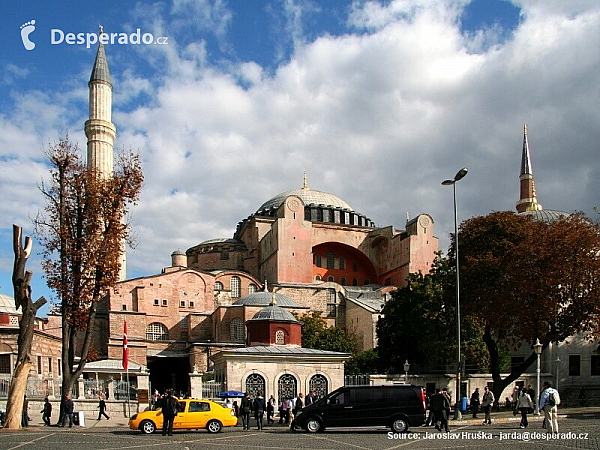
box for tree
[4,226,47,429]
[458,211,600,403]
[345,349,380,375]
[297,312,356,353]
[376,255,488,374]
[34,136,142,420]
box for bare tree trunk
[5,225,46,429]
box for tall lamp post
[442,167,468,421]
[534,339,543,414]
[404,360,410,383]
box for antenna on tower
[99,24,104,35]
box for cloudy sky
[2,0,599,313]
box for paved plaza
[1,408,600,450]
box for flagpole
[127,367,130,418]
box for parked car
[291,385,426,433]
[129,398,237,434]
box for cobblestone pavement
[1,409,599,450]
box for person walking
[481,386,495,425]
[429,388,450,432]
[161,389,179,436]
[240,392,252,430]
[41,397,52,426]
[254,392,266,430]
[61,395,74,428]
[267,395,276,423]
[470,388,480,419]
[279,398,289,424]
[97,397,110,420]
[539,381,561,434]
[305,391,316,406]
[21,395,30,427]
[515,386,534,428]
[293,393,304,417]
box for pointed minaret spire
[516,123,542,213]
[302,171,309,190]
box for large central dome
[257,187,353,214]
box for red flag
[122,321,129,371]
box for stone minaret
[516,124,542,213]
[85,31,126,279]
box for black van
[291,384,426,433]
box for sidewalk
[447,406,600,425]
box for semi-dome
[233,292,301,308]
[520,209,568,223]
[249,304,300,323]
[0,293,20,314]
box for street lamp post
[404,360,410,383]
[534,338,543,414]
[442,167,468,421]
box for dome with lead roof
[520,209,569,223]
[249,305,300,323]
[256,188,353,214]
[233,292,301,307]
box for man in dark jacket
[253,392,266,430]
[42,397,52,426]
[429,388,450,432]
[161,389,179,436]
[61,395,74,427]
[240,392,252,430]
[97,397,110,420]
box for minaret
[85,28,126,280]
[85,27,116,178]
[516,124,542,213]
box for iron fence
[202,381,224,399]
[344,374,370,386]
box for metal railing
[344,374,370,386]
[202,381,224,399]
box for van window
[329,389,349,405]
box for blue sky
[2,0,599,316]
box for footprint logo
[20,20,36,50]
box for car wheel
[390,417,409,433]
[206,419,223,433]
[305,417,323,433]
[140,419,156,434]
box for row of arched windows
[214,278,258,298]
[244,373,329,401]
[315,275,370,286]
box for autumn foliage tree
[34,136,142,419]
[458,211,600,403]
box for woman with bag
[516,386,534,428]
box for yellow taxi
[129,398,237,434]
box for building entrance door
[147,356,190,396]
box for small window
[248,284,257,294]
[0,354,10,374]
[37,355,42,374]
[591,355,600,376]
[48,357,52,374]
[154,299,159,306]
[339,257,345,270]
[316,255,322,267]
[122,304,127,311]
[352,278,358,286]
[189,301,195,308]
[315,275,322,281]
[231,276,241,298]
[275,330,285,344]
[162,299,168,307]
[340,277,346,286]
[364,279,370,285]
[215,282,223,291]
[180,300,186,308]
[327,251,334,269]
[327,276,334,282]
[9,316,18,326]
[569,355,581,377]
[57,358,61,376]
[146,322,169,341]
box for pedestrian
[21,395,29,427]
[481,386,495,425]
[429,388,450,432]
[97,397,110,420]
[61,395,74,428]
[305,390,316,406]
[161,389,179,436]
[254,391,266,430]
[511,385,520,411]
[41,397,52,426]
[424,393,435,426]
[539,381,561,434]
[267,395,275,423]
[233,400,239,418]
[240,392,252,430]
[279,398,289,424]
[516,386,534,428]
[470,388,480,419]
[293,392,304,417]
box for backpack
[547,390,560,407]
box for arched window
[315,275,322,281]
[245,373,265,398]
[275,329,285,344]
[215,281,223,291]
[230,276,241,298]
[248,284,257,294]
[230,318,244,342]
[146,322,169,341]
[309,374,328,399]
[327,276,334,282]
[278,374,297,402]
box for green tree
[345,349,380,375]
[376,255,488,374]
[458,211,600,404]
[297,312,356,353]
